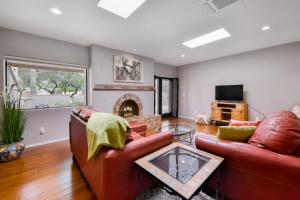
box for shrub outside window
[4,58,87,110]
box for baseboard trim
[26,137,69,148]
[178,115,195,120]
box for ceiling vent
[202,0,239,13]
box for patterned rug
[137,185,215,200]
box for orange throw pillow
[229,119,261,126]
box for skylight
[50,8,62,15]
[261,25,271,31]
[182,28,231,48]
[97,0,147,19]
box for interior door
[154,76,178,117]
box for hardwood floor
[0,141,95,200]
[0,117,217,200]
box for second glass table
[157,124,195,144]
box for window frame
[3,56,88,110]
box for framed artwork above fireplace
[114,55,143,83]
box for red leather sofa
[69,114,173,200]
[195,111,300,200]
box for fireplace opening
[119,100,139,118]
[113,93,143,117]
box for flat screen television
[215,85,243,101]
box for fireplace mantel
[93,84,154,91]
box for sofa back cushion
[248,111,300,154]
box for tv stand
[211,101,248,124]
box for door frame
[154,75,179,118]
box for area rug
[137,186,215,200]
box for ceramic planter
[0,141,25,162]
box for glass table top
[150,147,210,183]
[157,124,195,136]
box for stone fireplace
[113,94,143,117]
[113,93,161,130]
[119,100,139,118]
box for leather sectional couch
[69,114,173,200]
[196,111,300,200]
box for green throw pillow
[217,126,257,142]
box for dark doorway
[154,76,178,117]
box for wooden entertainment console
[211,101,248,124]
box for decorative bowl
[0,141,25,162]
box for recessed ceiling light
[182,28,231,48]
[133,49,137,51]
[97,0,147,19]
[261,25,271,31]
[50,8,62,15]
[181,54,186,58]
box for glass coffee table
[157,124,195,144]
[135,142,224,200]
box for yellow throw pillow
[217,126,257,142]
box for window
[4,58,87,109]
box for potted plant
[0,84,26,162]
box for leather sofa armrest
[98,131,173,178]
[96,131,173,199]
[195,135,300,187]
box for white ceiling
[0,0,300,66]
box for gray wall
[2,26,300,145]
[0,28,160,146]
[154,63,178,78]
[0,27,89,145]
[178,42,300,120]
[90,45,155,115]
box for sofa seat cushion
[128,121,147,133]
[248,111,300,154]
[217,126,257,142]
[130,131,146,140]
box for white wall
[0,27,89,145]
[178,42,300,120]
[154,63,178,78]
[90,45,155,115]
